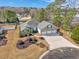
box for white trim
[38,28,41,34]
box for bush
[20,28,33,37]
[5,10,19,23]
[71,25,79,43]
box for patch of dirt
[0,25,47,59]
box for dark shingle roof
[70,17,79,26]
[38,21,58,30]
[27,20,39,28]
[70,14,79,26]
[20,20,39,31]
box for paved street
[42,47,79,59]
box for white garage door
[42,30,58,36]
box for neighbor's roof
[0,24,15,30]
[38,21,58,30]
[19,16,31,21]
[75,14,79,17]
[70,14,79,26]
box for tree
[62,8,76,30]
[47,0,76,30]
[35,8,45,22]
[5,10,19,23]
[53,15,62,27]
[46,0,66,27]
[71,25,79,43]
[50,7,63,27]
[54,0,66,5]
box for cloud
[42,0,55,3]
[61,0,79,8]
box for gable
[38,21,58,31]
[38,21,51,30]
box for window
[47,25,52,28]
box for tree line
[33,0,79,44]
[0,10,19,23]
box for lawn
[0,25,47,59]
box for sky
[0,0,79,8]
[0,0,55,8]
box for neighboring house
[37,21,59,36]
[0,28,8,39]
[17,13,31,22]
[19,16,31,22]
[70,14,79,27]
[0,25,16,30]
[0,24,16,38]
[0,29,5,38]
[0,27,15,39]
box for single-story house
[37,21,59,36]
[20,20,39,31]
[20,20,59,36]
[20,20,39,36]
[26,20,39,31]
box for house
[37,21,59,36]
[20,20,39,31]
[20,20,59,36]
[70,14,79,27]
[20,20,39,36]
[0,24,16,38]
[0,28,6,39]
[17,13,31,22]
[19,16,31,22]
[26,20,39,31]
[0,24,16,39]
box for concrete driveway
[43,36,79,50]
[39,36,79,59]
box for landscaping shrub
[71,25,79,43]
